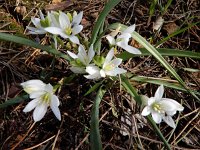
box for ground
[0,0,200,149]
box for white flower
[67,44,95,74]
[21,80,61,122]
[27,10,51,34]
[106,24,141,54]
[141,85,184,128]
[45,11,83,44]
[84,65,101,79]
[100,48,127,77]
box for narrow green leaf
[183,68,200,72]
[121,75,171,150]
[129,75,200,96]
[117,48,200,60]
[84,81,104,96]
[90,0,122,45]
[90,86,106,150]
[162,0,173,15]
[131,31,200,101]
[0,94,29,109]
[0,33,70,60]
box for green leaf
[131,31,200,101]
[117,48,200,60]
[128,75,200,96]
[183,68,200,72]
[90,0,122,45]
[90,86,106,150]
[121,75,171,150]
[0,94,29,109]
[0,33,70,60]
[84,81,104,96]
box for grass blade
[90,86,106,150]
[117,48,200,60]
[131,31,200,101]
[129,75,200,96]
[84,81,104,96]
[90,0,122,45]
[0,94,29,109]
[121,75,171,150]
[0,32,70,60]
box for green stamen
[65,27,72,35]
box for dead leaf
[163,22,179,34]
[14,6,27,16]
[45,1,72,11]
[153,16,164,31]
[52,0,62,4]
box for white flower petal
[72,25,83,35]
[161,98,184,111]
[39,10,45,20]
[152,112,162,123]
[23,98,40,112]
[44,27,63,35]
[44,84,53,93]
[141,106,151,116]
[72,11,83,26]
[88,44,95,63]
[69,35,80,44]
[77,45,87,65]
[106,35,116,45]
[49,11,60,27]
[33,103,48,122]
[159,100,180,112]
[84,65,100,79]
[85,65,100,75]
[148,97,156,106]
[26,27,47,34]
[109,58,122,68]
[29,91,45,99]
[117,33,131,41]
[67,51,78,59]
[106,68,126,76]
[70,66,86,74]
[123,24,135,33]
[59,11,70,29]
[50,95,61,120]
[154,85,164,101]
[163,116,176,128]
[166,110,177,116]
[31,18,41,28]
[100,69,106,78]
[104,48,114,66]
[117,41,141,54]
[21,79,46,94]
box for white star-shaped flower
[26,10,52,34]
[141,85,184,128]
[45,11,83,44]
[67,44,95,74]
[106,24,141,54]
[100,48,127,77]
[21,80,61,122]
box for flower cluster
[141,85,184,128]
[27,10,83,44]
[24,10,184,129]
[21,80,61,122]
